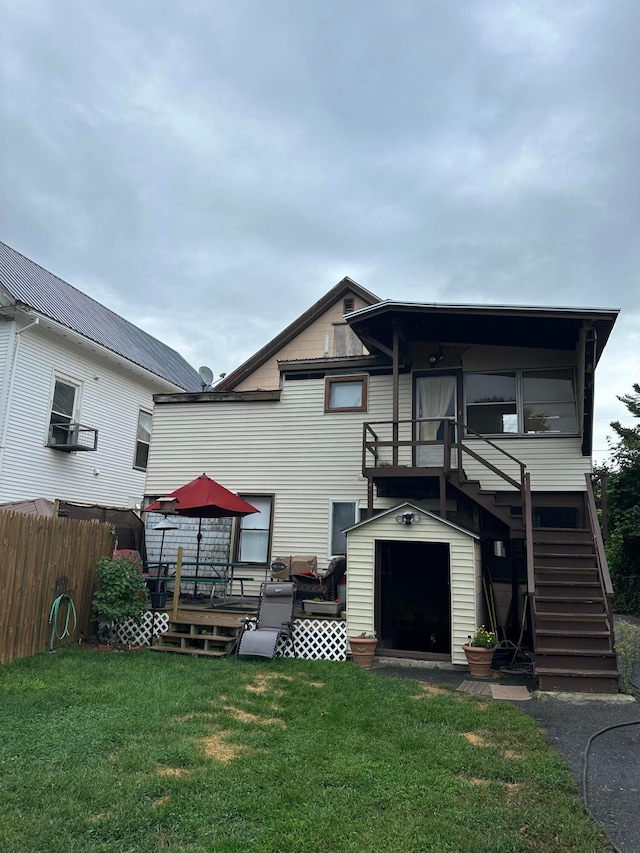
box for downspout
[0,315,40,488]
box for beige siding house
[146,279,620,691]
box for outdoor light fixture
[429,346,445,366]
[152,517,180,565]
[395,511,422,526]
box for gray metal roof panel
[0,241,202,391]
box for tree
[604,382,640,615]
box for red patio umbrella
[146,474,258,519]
[146,474,258,590]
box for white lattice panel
[113,612,169,646]
[244,618,347,661]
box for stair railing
[585,473,615,644]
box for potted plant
[462,626,498,677]
[302,597,342,616]
[91,556,148,645]
[348,632,378,668]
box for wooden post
[392,323,399,467]
[172,546,183,621]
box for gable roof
[343,502,479,538]
[0,241,202,391]
[216,276,380,391]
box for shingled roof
[0,241,201,391]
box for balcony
[47,423,98,452]
[362,418,524,487]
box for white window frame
[329,500,358,558]
[133,409,153,471]
[464,368,578,437]
[46,374,82,446]
[235,494,274,565]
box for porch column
[392,322,399,467]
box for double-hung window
[465,368,577,436]
[134,410,152,471]
[330,501,357,557]
[236,496,273,564]
[49,378,79,445]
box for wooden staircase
[531,529,618,693]
[149,610,245,658]
[449,471,618,694]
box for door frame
[374,538,453,661]
[412,368,463,467]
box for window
[465,369,577,436]
[324,375,368,412]
[236,496,273,563]
[522,369,578,434]
[330,501,357,556]
[49,378,78,445]
[134,410,152,470]
[533,506,579,528]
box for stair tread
[161,631,237,643]
[536,629,610,637]
[536,649,616,657]
[149,645,229,657]
[536,666,618,677]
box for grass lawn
[0,646,606,853]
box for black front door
[377,540,451,655]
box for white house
[0,241,201,510]
[144,278,620,691]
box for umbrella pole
[193,517,203,596]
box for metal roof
[0,241,201,391]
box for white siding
[0,319,13,388]
[0,324,162,506]
[346,511,478,665]
[461,437,590,491]
[147,375,401,563]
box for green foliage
[603,383,640,616]
[91,556,148,627]
[0,648,606,853]
[615,619,640,694]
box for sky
[1,0,638,463]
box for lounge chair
[235,581,296,659]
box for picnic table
[143,560,254,606]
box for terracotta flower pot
[349,636,378,669]
[462,644,495,677]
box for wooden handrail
[585,474,614,598]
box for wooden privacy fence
[0,511,115,665]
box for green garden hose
[48,592,77,652]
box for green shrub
[92,556,148,637]
[615,619,640,694]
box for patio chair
[290,555,346,603]
[235,581,296,660]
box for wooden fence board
[0,511,115,664]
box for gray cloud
[1,0,639,458]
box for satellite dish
[198,366,214,390]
